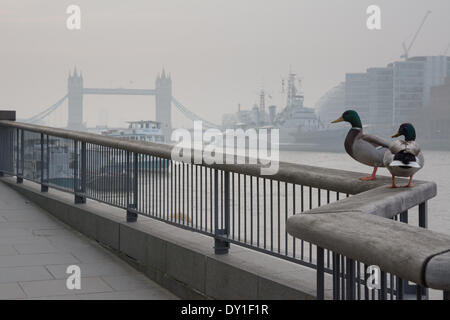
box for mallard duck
[331,110,389,181]
[383,123,424,188]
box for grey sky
[1,0,449,128]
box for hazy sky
[1,0,449,128]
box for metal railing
[0,120,449,300]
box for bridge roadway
[0,182,177,300]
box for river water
[280,149,450,235]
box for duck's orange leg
[388,175,399,188]
[360,167,378,181]
[404,175,414,188]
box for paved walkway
[0,182,177,300]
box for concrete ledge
[286,181,450,290]
[425,251,450,290]
[1,177,318,300]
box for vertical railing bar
[244,174,247,243]
[277,180,280,254]
[263,178,267,249]
[171,160,174,221]
[300,185,303,260]
[380,271,387,300]
[46,135,49,188]
[317,246,325,300]
[257,177,260,247]
[346,258,355,300]
[238,173,241,242]
[285,182,288,256]
[292,184,296,258]
[200,165,203,230]
[210,168,213,233]
[357,262,361,300]
[341,255,345,299]
[309,186,313,263]
[270,179,273,251]
[250,176,253,245]
[232,172,235,240]
[191,163,194,227]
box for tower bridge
[23,68,218,140]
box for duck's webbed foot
[360,167,378,181]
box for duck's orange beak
[392,132,401,138]
[331,116,344,124]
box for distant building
[345,73,369,124]
[367,67,393,132]
[427,77,450,139]
[316,82,346,126]
[337,56,450,135]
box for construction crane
[401,10,432,60]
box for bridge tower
[67,68,84,130]
[155,69,172,140]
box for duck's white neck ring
[352,127,362,131]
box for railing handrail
[287,182,450,291]
[1,119,447,294]
[1,120,394,194]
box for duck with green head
[383,123,424,188]
[332,110,389,181]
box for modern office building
[345,73,370,124]
[391,59,425,128]
[367,67,394,133]
[339,56,450,135]
[427,77,450,139]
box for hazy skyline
[1,0,449,128]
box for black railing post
[346,258,355,300]
[419,202,428,229]
[73,140,79,202]
[40,133,48,192]
[75,141,86,203]
[399,210,416,297]
[380,271,387,300]
[317,246,325,300]
[418,202,429,299]
[444,291,450,300]
[126,152,138,222]
[214,169,229,254]
[16,128,23,184]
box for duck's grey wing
[388,140,407,154]
[388,140,422,156]
[405,141,422,156]
[360,134,390,149]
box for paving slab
[19,277,113,298]
[0,266,54,283]
[0,283,26,299]
[0,181,179,300]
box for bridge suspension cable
[25,95,68,124]
[22,94,217,128]
[171,97,218,128]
